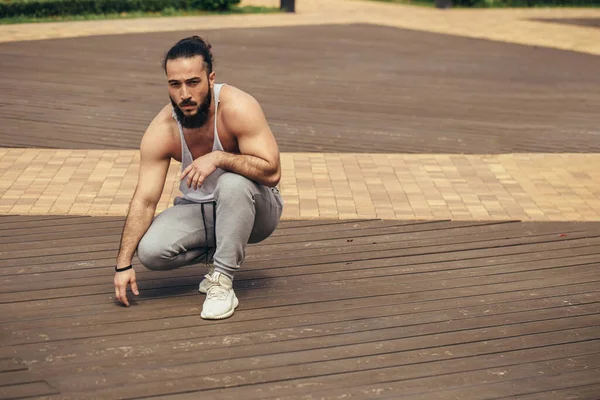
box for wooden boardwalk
[532,17,600,29]
[1,216,599,399]
[0,24,599,153]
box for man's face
[166,56,215,129]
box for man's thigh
[137,201,214,269]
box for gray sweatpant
[137,172,284,279]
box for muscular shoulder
[219,85,266,135]
[220,84,258,109]
[140,104,178,160]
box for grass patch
[0,5,279,25]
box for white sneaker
[198,264,215,294]
[200,272,239,320]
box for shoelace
[204,274,229,300]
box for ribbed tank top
[174,83,226,203]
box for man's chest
[171,124,239,162]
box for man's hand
[114,269,139,307]
[180,152,221,190]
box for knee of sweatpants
[137,234,171,271]
[214,172,254,201]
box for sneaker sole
[201,296,239,320]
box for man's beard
[171,86,212,129]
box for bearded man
[113,36,283,320]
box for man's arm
[181,89,281,189]
[114,114,172,306]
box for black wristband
[115,264,133,272]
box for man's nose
[180,85,191,100]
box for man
[113,36,284,320]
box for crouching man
[113,36,283,320]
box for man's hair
[162,36,214,74]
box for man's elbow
[265,168,281,187]
[131,190,160,210]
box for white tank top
[174,83,226,203]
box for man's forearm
[216,151,280,187]
[116,199,156,268]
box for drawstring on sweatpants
[200,201,217,267]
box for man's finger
[187,171,196,188]
[180,165,191,180]
[193,174,202,190]
[119,285,129,307]
[131,280,140,296]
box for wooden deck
[0,24,599,153]
[1,216,599,399]
[532,18,600,29]
[1,21,600,399]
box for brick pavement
[1,149,599,221]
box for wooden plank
[2,239,598,300]
[6,293,598,365]
[0,221,596,269]
[0,359,26,373]
[1,252,598,320]
[0,370,41,387]
[137,354,600,400]
[41,334,598,398]
[532,17,600,29]
[251,223,591,257]
[0,230,122,247]
[36,320,600,399]
[0,220,124,240]
[353,367,600,400]
[249,357,600,400]
[0,216,374,237]
[266,220,558,243]
[2,231,598,285]
[275,219,380,229]
[497,383,600,400]
[0,381,58,399]
[8,313,598,394]
[3,273,599,341]
[0,215,83,223]
[269,219,456,237]
[0,219,427,249]
[2,245,598,304]
[0,220,572,271]
[4,273,600,354]
[0,216,124,233]
[0,219,437,247]
[4,279,598,353]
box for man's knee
[215,172,255,200]
[137,234,170,271]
